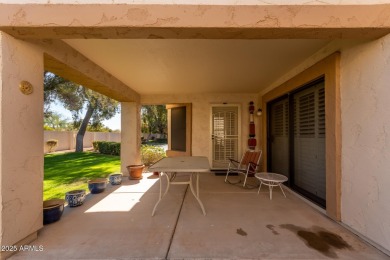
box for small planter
[65,190,86,207]
[109,173,123,185]
[43,199,65,225]
[126,164,145,180]
[88,178,107,194]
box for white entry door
[211,105,240,169]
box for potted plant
[43,199,65,224]
[109,173,123,185]
[88,178,108,194]
[126,164,145,180]
[65,189,86,207]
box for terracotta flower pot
[127,164,145,180]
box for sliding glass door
[268,78,326,207]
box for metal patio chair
[225,150,262,188]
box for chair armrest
[248,162,260,168]
[228,158,240,164]
[247,162,260,173]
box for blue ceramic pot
[65,189,86,207]
[43,199,65,225]
[109,173,122,185]
[88,178,107,194]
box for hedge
[141,145,166,166]
[93,141,120,156]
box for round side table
[255,172,288,200]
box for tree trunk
[75,105,94,152]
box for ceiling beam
[1,4,390,39]
[37,39,139,102]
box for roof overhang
[1,4,390,40]
[1,3,390,98]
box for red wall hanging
[248,101,257,150]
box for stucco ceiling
[65,39,330,95]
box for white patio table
[149,156,210,216]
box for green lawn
[44,152,120,200]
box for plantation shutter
[293,82,326,200]
[270,98,290,178]
[212,106,239,169]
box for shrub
[141,145,166,166]
[46,139,58,153]
[94,141,120,156]
[92,141,99,152]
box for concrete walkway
[11,173,389,259]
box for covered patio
[10,172,388,259]
[1,2,390,258]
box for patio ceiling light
[257,109,262,116]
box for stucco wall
[0,33,44,247]
[340,33,390,251]
[142,93,259,163]
[2,0,390,4]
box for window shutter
[212,106,239,168]
[294,82,326,200]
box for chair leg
[225,170,242,185]
[224,170,230,183]
[243,172,248,187]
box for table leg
[163,172,171,197]
[196,172,200,198]
[189,173,206,216]
[257,181,262,195]
[279,183,287,198]
[152,172,170,216]
[269,182,273,200]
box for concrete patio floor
[11,172,389,259]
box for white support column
[0,33,44,256]
[121,102,141,176]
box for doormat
[212,170,237,176]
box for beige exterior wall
[2,0,390,3]
[142,93,260,163]
[340,33,390,252]
[0,33,44,249]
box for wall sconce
[257,108,262,116]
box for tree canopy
[141,105,167,135]
[44,72,120,151]
[44,112,72,131]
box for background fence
[44,131,121,153]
